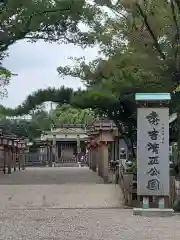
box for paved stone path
[0,167,180,239]
[0,167,104,185]
[0,167,124,209]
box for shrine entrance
[0,121,125,211]
[25,124,88,168]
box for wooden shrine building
[40,124,88,164]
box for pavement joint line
[0,206,130,210]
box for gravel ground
[0,209,180,240]
[0,167,179,240]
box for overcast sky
[1,40,98,108]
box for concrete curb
[133,208,174,217]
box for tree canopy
[1,0,180,154]
[0,103,96,140]
[53,104,96,126]
[0,0,97,52]
[0,65,11,97]
[0,0,102,92]
[1,1,180,113]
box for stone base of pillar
[92,165,96,172]
[48,159,52,167]
[8,166,11,174]
[100,171,103,178]
[108,172,116,184]
[133,208,174,217]
[103,175,109,183]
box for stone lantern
[17,140,26,170]
[0,133,15,174]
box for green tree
[0,0,95,98]
[0,0,96,53]
[1,0,180,155]
[0,103,97,140]
[0,0,101,87]
[0,109,53,140]
[0,86,137,154]
[57,0,180,154]
[52,104,96,126]
[0,65,11,97]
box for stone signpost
[134,93,174,217]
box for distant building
[40,124,88,161]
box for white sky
[1,40,99,108]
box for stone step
[54,163,79,167]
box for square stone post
[111,142,115,161]
[77,134,81,163]
[91,147,97,172]
[50,134,56,167]
[99,144,104,178]
[7,147,12,174]
[95,147,98,172]
[97,145,103,177]
[91,148,94,170]
[89,148,92,170]
[87,148,90,168]
[13,147,16,171]
[22,154,25,170]
[3,148,6,174]
[134,93,173,216]
[17,146,21,171]
[100,142,109,183]
[115,138,119,160]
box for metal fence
[21,152,82,167]
[0,153,4,170]
[21,152,50,167]
[54,156,79,167]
